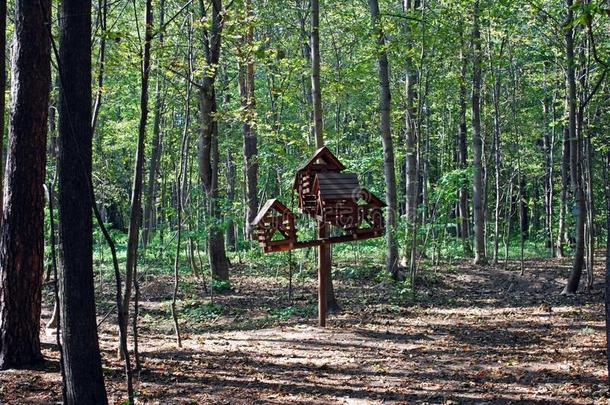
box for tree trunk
[563,0,585,294]
[556,123,570,258]
[471,0,487,265]
[57,0,108,400]
[311,0,324,147]
[503,173,514,263]
[91,0,108,133]
[142,0,165,247]
[457,25,472,257]
[604,150,610,383]
[171,33,193,347]
[0,0,6,219]
[0,0,50,370]
[121,0,153,347]
[490,37,505,263]
[369,0,399,278]
[225,150,237,250]
[239,1,258,238]
[198,0,230,281]
[308,0,338,311]
[403,0,418,276]
[542,75,554,253]
[298,0,315,143]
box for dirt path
[1,258,608,404]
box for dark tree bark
[142,0,165,247]
[309,0,338,311]
[0,0,6,218]
[563,0,585,294]
[0,0,50,370]
[239,0,258,238]
[311,0,324,147]
[198,0,230,281]
[471,0,487,265]
[297,0,315,142]
[370,0,399,278]
[604,151,610,383]
[457,24,472,257]
[57,0,108,401]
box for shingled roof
[251,199,291,226]
[314,172,360,200]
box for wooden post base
[318,221,328,327]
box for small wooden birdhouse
[293,146,346,215]
[251,199,296,253]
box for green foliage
[266,304,317,321]
[342,266,380,280]
[182,300,225,321]
[211,279,231,294]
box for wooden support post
[318,220,328,327]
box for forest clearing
[1,256,608,404]
[0,0,608,403]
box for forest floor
[1,256,608,404]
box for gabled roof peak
[297,146,346,173]
[251,198,292,226]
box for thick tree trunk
[370,0,399,278]
[563,0,585,294]
[0,0,6,219]
[0,0,50,370]
[298,0,315,143]
[471,0,487,265]
[142,0,165,247]
[57,0,108,401]
[200,85,230,280]
[239,2,258,238]
[311,0,324,147]
[198,0,230,281]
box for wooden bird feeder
[252,146,386,326]
[251,199,296,253]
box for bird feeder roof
[313,172,360,200]
[293,146,346,189]
[251,198,292,226]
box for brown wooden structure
[251,199,296,253]
[252,147,385,326]
[293,146,345,215]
